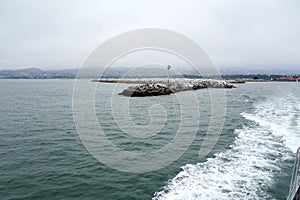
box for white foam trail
[153,96,298,200]
[242,96,300,153]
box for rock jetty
[93,78,235,97]
[119,84,173,97]
[167,79,235,92]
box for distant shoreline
[1,77,300,83]
[0,67,300,81]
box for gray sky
[0,0,299,70]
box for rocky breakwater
[118,79,235,97]
[119,84,173,97]
[168,79,235,92]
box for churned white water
[153,95,298,200]
[243,96,300,153]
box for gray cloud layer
[0,0,299,69]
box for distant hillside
[0,68,125,79]
[0,68,77,79]
[0,67,190,79]
[0,66,299,79]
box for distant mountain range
[0,68,76,79]
[0,67,196,79]
[0,68,123,79]
[0,67,299,79]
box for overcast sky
[0,0,299,70]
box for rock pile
[119,84,173,97]
[167,79,235,92]
[108,78,235,97]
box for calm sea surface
[0,80,299,200]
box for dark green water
[0,80,299,200]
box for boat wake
[153,96,299,200]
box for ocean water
[0,80,299,200]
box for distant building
[276,76,300,81]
